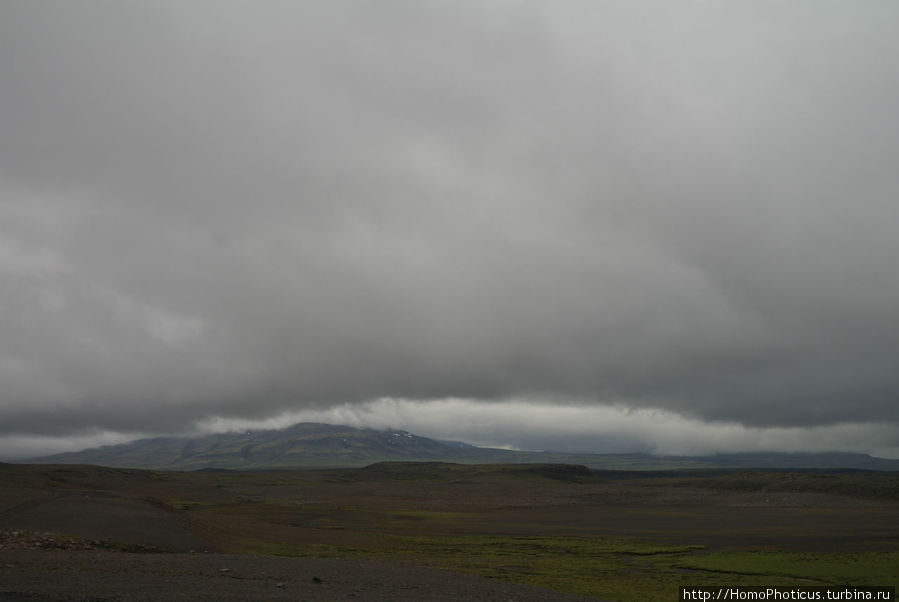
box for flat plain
[1,462,897,600]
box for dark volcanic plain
[2,462,898,600]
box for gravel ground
[0,550,606,601]
[0,494,207,553]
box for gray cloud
[242,398,899,460]
[2,1,898,454]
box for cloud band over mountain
[2,1,898,457]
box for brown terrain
[1,462,898,600]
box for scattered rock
[1,530,100,551]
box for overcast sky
[2,1,898,460]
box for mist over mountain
[27,423,899,471]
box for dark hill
[28,423,492,470]
[24,423,899,471]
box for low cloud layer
[2,2,898,458]
[4,398,898,461]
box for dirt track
[0,550,604,601]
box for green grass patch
[236,534,898,601]
[326,534,711,600]
[189,502,899,600]
[671,550,899,586]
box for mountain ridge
[25,422,899,471]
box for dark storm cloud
[1,1,898,448]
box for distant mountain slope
[695,452,899,471]
[30,423,491,470]
[26,423,899,471]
